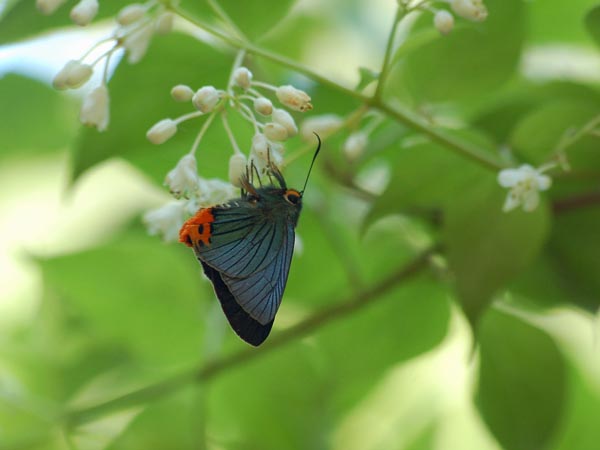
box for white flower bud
[343,132,368,161]
[253,97,273,116]
[80,85,110,132]
[155,12,174,35]
[195,177,237,207]
[300,114,343,141]
[233,67,253,90]
[123,24,154,64]
[70,0,99,26]
[450,0,488,22]
[147,118,178,144]
[434,10,454,34]
[192,86,220,113]
[143,201,186,242]
[263,122,288,141]
[275,85,313,112]
[36,0,66,15]
[272,108,297,137]
[251,133,269,160]
[165,154,199,198]
[117,3,146,26]
[228,153,247,187]
[171,84,194,102]
[53,60,93,90]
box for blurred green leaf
[0,0,124,44]
[316,276,450,418]
[510,98,600,168]
[444,176,550,326]
[72,32,231,184]
[0,73,78,156]
[585,5,600,46]
[547,208,600,311]
[356,66,379,91]
[212,0,296,40]
[393,0,525,102]
[40,232,207,365]
[365,134,491,229]
[476,309,567,450]
[554,364,600,450]
[528,0,600,44]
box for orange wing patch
[179,208,215,248]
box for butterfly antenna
[301,133,322,194]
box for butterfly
[179,136,321,346]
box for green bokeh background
[1,0,599,449]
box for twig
[553,190,600,214]
[64,247,436,428]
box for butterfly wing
[180,204,295,346]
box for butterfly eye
[247,194,260,204]
[284,192,300,205]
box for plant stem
[374,5,405,102]
[170,5,504,172]
[64,247,436,428]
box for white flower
[275,85,313,112]
[253,97,273,116]
[228,153,247,187]
[36,0,66,15]
[117,3,146,26]
[250,133,283,172]
[80,85,110,131]
[272,108,297,137]
[450,0,488,22]
[192,86,220,113]
[233,67,253,90]
[122,24,154,64]
[263,122,288,141]
[195,178,237,206]
[147,118,178,144]
[434,10,454,34]
[165,154,199,198]
[143,201,186,242]
[300,114,343,141]
[343,132,368,161]
[70,0,99,26]
[53,60,93,90]
[497,164,552,212]
[155,12,174,35]
[171,84,194,102]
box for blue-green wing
[193,206,282,278]
[220,225,295,325]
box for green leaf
[365,133,491,229]
[356,66,379,91]
[528,0,600,44]
[476,309,567,450]
[0,0,125,44]
[39,232,207,365]
[210,0,296,40]
[554,364,600,450]
[72,32,231,184]
[585,5,600,46]
[510,98,600,168]
[444,175,550,326]
[315,277,451,418]
[0,73,78,157]
[393,0,525,102]
[547,208,600,311]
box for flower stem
[373,5,405,102]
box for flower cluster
[497,164,553,212]
[144,61,313,241]
[44,1,175,131]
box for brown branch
[64,247,436,428]
[553,190,600,214]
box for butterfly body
[180,181,303,346]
